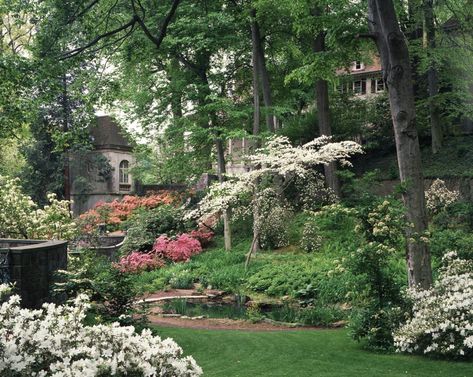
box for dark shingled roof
[90,116,132,151]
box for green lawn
[154,327,471,377]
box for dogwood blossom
[186,136,362,220]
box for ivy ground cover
[153,328,472,377]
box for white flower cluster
[425,179,460,215]
[0,288,202,376]
[30,193,78,241]
[247,135,363,179]
[0,176,77,240]
[300,220,323,253]
[188,136,362,220]
[366,200,406,245]
[393,252,473,359]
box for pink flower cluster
[114,252,165,274]
[188,230,214,247]
[116,230,213,273]
[152,234,203,262]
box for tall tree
[423,0,442,153]
[250,7,275,133]
[313,29,340,196]
[367,0,432,289]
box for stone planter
[0,239,67,308]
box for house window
[119,160,130,184]
[337,82,351,94]
[353,61,364,71]
[376,78,385,92]
[353,78,366,95]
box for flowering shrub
[425,179,460,215]
[188,230,214,247]
[0,176,76,240]
[79,191,181,233]
[115,252,165,274]
[394,252,473,359]
[0,288,202,376]
[300,219,323,252]
[120,205,186,254]
[152,234,203,262]
[30,193,78,240]
[294,171,337,211]
[0,175,36,238]
[254,188,292,249]
[365,199,406,245]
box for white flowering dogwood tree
[187,135,362,260]
[0,285,202,376]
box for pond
[160,297,309,324]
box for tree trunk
[423,0,442,153]
[215,135,232,251]
[61,74,71,202]
[368,0,432,289]
[198,65,232,251]
[251,20,261,147]
[250,8,275,133]
[313,32,340,196]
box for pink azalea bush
[189,230,214,247]
[152,234,203,262]
[116,230,213,274]
[115,252,165,273]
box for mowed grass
[154,327,472,377]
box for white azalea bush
[393,252,473,359]
[0,285,202,376]
[0,176,77,240]
[425,179,460,215]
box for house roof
[90,116,133,151]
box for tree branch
[60,17,138,60]
[355,32,378,40]
[132,0,181,49]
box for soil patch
[147,315,326,331]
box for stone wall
[374,178,473,200]
[0,239,67,308]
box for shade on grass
[154,327,471,377]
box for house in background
[336,57,385,97]
[70,115,135,215]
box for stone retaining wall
[0,239,67,308]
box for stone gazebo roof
[90,116,133,152]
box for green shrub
[431,201,473,232]
[430,228,473,261]
[121,205,187,254]
[298,305,345,326]
[169,269,195,289]
[246,261,316,297]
